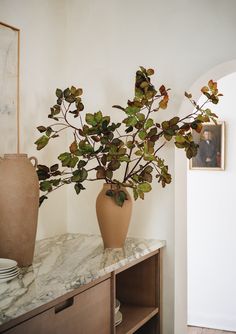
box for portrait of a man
[190,122,225,170]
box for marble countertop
[0,233,165,327]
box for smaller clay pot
[0,154,39,266]
[96,184,132,248]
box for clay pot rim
[3,153,28,159]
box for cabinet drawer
[54,278,111,334]
[5,278,111,334]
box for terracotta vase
[0,154,39,267]
[96,184,132,248]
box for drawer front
[3,309,54,334]
[4,278,111,334]
[54,278,111,334]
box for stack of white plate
[115,299,122,326]
[0,258,19,283]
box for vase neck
[102,183,125,191]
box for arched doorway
[175,60,236,334]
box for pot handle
[29,156,38,168]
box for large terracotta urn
[0,154,39,267]
[96,184,132,248]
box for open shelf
[115,252,161,333]
[116,304,159,334]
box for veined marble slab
[0,233,165,326]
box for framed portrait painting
[189,121,225,171]
[0,22,20,154]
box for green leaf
[94,111,103,123]
[126,141,135,149]
[77,160,87,169]
[133,188,138,201]
[161,121,169,130]
[135,149,143,156]
[138,189,144,200]
[175,142,185,149]
[147,127,157,138]
[115,190,128,207]
[45,127,53,137]
[136,113,145,121]
[63,88,70,98]
[125,126,134,133]
[70,156,79,168]
[138,182,152,192]
[37,169,50,181]
[79,140,94,154]
[58,152,78,167]
[70,86,77,94]
[175,135,186,143]
[169,117,180,126]
[106,169,113,179]
[39,195,48,207]
[118,147,126,155]
[119,156,130,162]
[37,126,47,133]
[124,116,138,127]
[145,118,154,129]
[52,179,61,186]
[37,165,50,173]
[164,133,172,141]
[85,113,97,126]
[125,106,140,115]
[108,160,121,171]
[39,195,48,206]
[71,168,88,182]
[40,181,53,192]
[77,102,84,112]
[65,95,76,103]
[138,130,147,140]
[35,135,49,150]
[74,183,82,195]
[106,189,114,197]
[58,152,70,161]
[50,164,59,172]
[56,88,63,98]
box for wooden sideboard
[0,234,164,334]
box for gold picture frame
[0,21,20,154]
[189,121,225,171]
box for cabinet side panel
[116,255,157,307]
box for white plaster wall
[187,72,236,331]
[64,1,236,334]
[0,0,68,239]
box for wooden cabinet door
[4,278,111,334]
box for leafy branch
[35,67,222,206]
